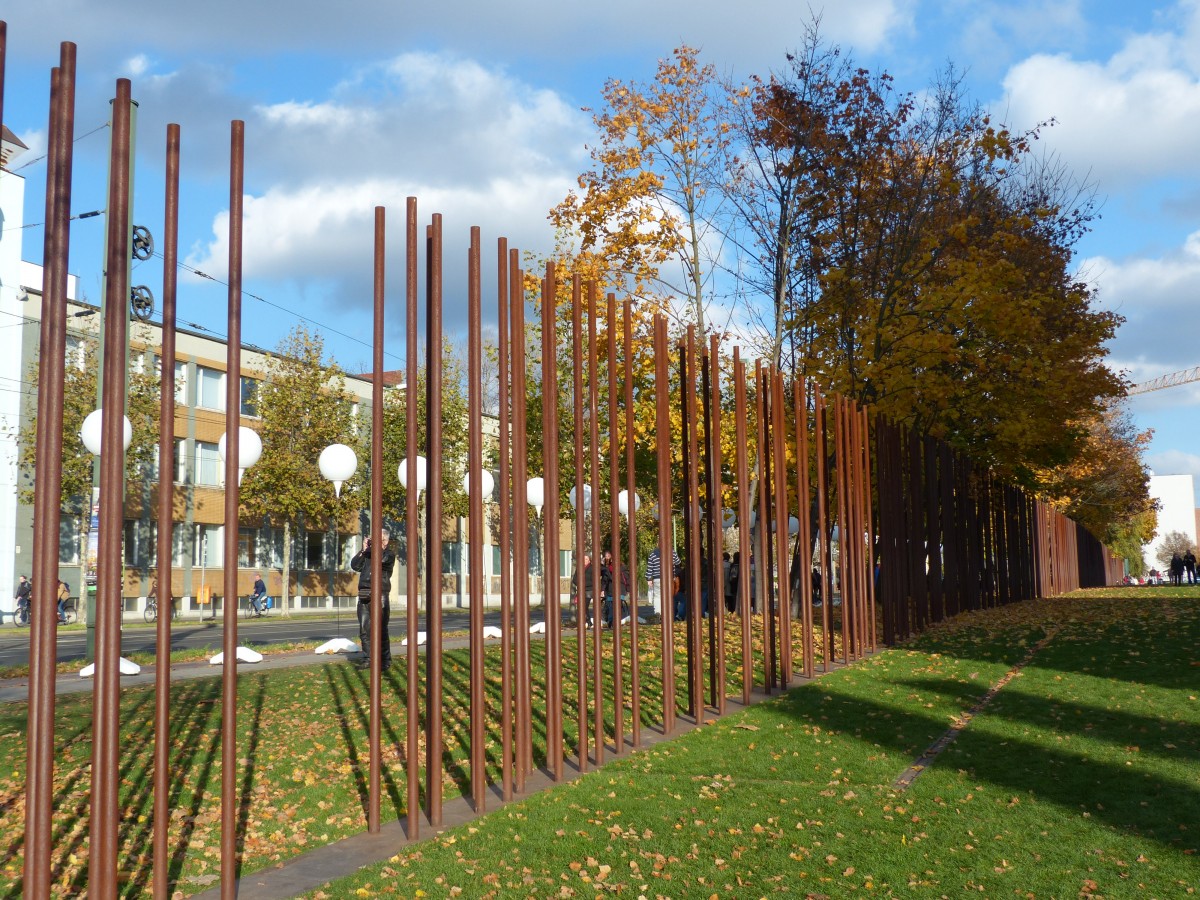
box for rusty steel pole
[653,315,675,733]
[93,77,133,900]
[587,283,605,760]
[571,276,588,769]
[219,118,245,900]
[543,264,563,779]
[468,227,486,809]
[25,44,75,900]
[733,351,752,703]
[496,237,514,799]
[813,386,831,670]
[794,380,814,679]
[368,206,385,831]
[606,293,624,751]
[683,327,704,723]
[405,198,421,836]
[753,361,771,689]
[426,214,445,825]
[624,299,641,747]
[152,122,180,900]
[511,252,531,786]
[709,337,726,713]
[771,371,792,684]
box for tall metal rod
[496,236,513,800]
[709,336,726,713]
[606,292,624,751]
[794,380,814,679]
[587,283,604,760]
[368,206,385,832]
[219,117,245,900]
[653,315,676,733]
[771,370,791,683]
[405,198,420,834]
[152,121,180,900]
[468,227,486,809]
[813,386,831,671]
[834,396,850,664]
[543,263,563,779]
[25,44,74,900]
[623,299,641,747]
[758,365,777,690]
[510,251,531,786]
[571,276,588,770]
[733,351,752,704]
[425,213,444,826]
[683,327,704,723]
[92,78,133,900]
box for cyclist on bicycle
[57,580,70,624]
[249,572,268,617]
[14,575,31,625]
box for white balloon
[788,515,800,536]
[218,427,263,471]
[722,509,736,529]
[398,456,428,493]
[319,443,358,498]
[462,468,495,500]
[526,476,545,509]
[568,483,593,511]
[79,408,132,456]
[617,489,642,517]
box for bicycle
[143,596,176,623]
[15,597,30,626]
[242,594,272,619]
[60,597,78,625]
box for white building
[1143,473,1198,572]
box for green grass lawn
[302,587,1200,898]
[2,588,1196,897]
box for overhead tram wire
[8,120,110,173]
[154,251,406,366]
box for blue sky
[2,1,1198,496]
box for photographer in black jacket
[350,528,396,670]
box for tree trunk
[282,519,292,617]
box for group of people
[1168,549,1197,586]
[570,550,634,627]
[11,575,72,624]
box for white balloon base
[209,647,264,665]
[529,621,546,634]
[314,638,360,655]
[401,632,427,646]
[78,657,141,677]
[482,626,502,639]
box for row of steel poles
[875,416,1115,644]
[11,32,1113,896]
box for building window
[196,366,225,411]
[193,524,223,568]
[195,440,222,487]
[442,542,461,574]
[59,516,81,564]
[240,376,260,417]
[305,532,327,570]
[65,336,86,371]
[124,520,158,567]
[238,528,257,567]
[154,356,188,404]
[340,533,359,571]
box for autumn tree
[1155,530,1196,570]
[239,326,359,615]
[551,45,728,333]
[18,326,160,562]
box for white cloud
[123,54,152,77]
[999,7,1200,188]
[1147,448,1200,476]
[1085,229,1200,381]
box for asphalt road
[0,607,559,667]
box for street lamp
[78,408,137,676]
[217,426,262,486]
[319,443,358,498]
[317,443,359,653]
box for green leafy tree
[239,326,359,615]
[18,326,160,564]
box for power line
[8,122,110,173]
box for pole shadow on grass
[325,663,406,820]
[234,674,269,882]
[780,676,1200,855]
